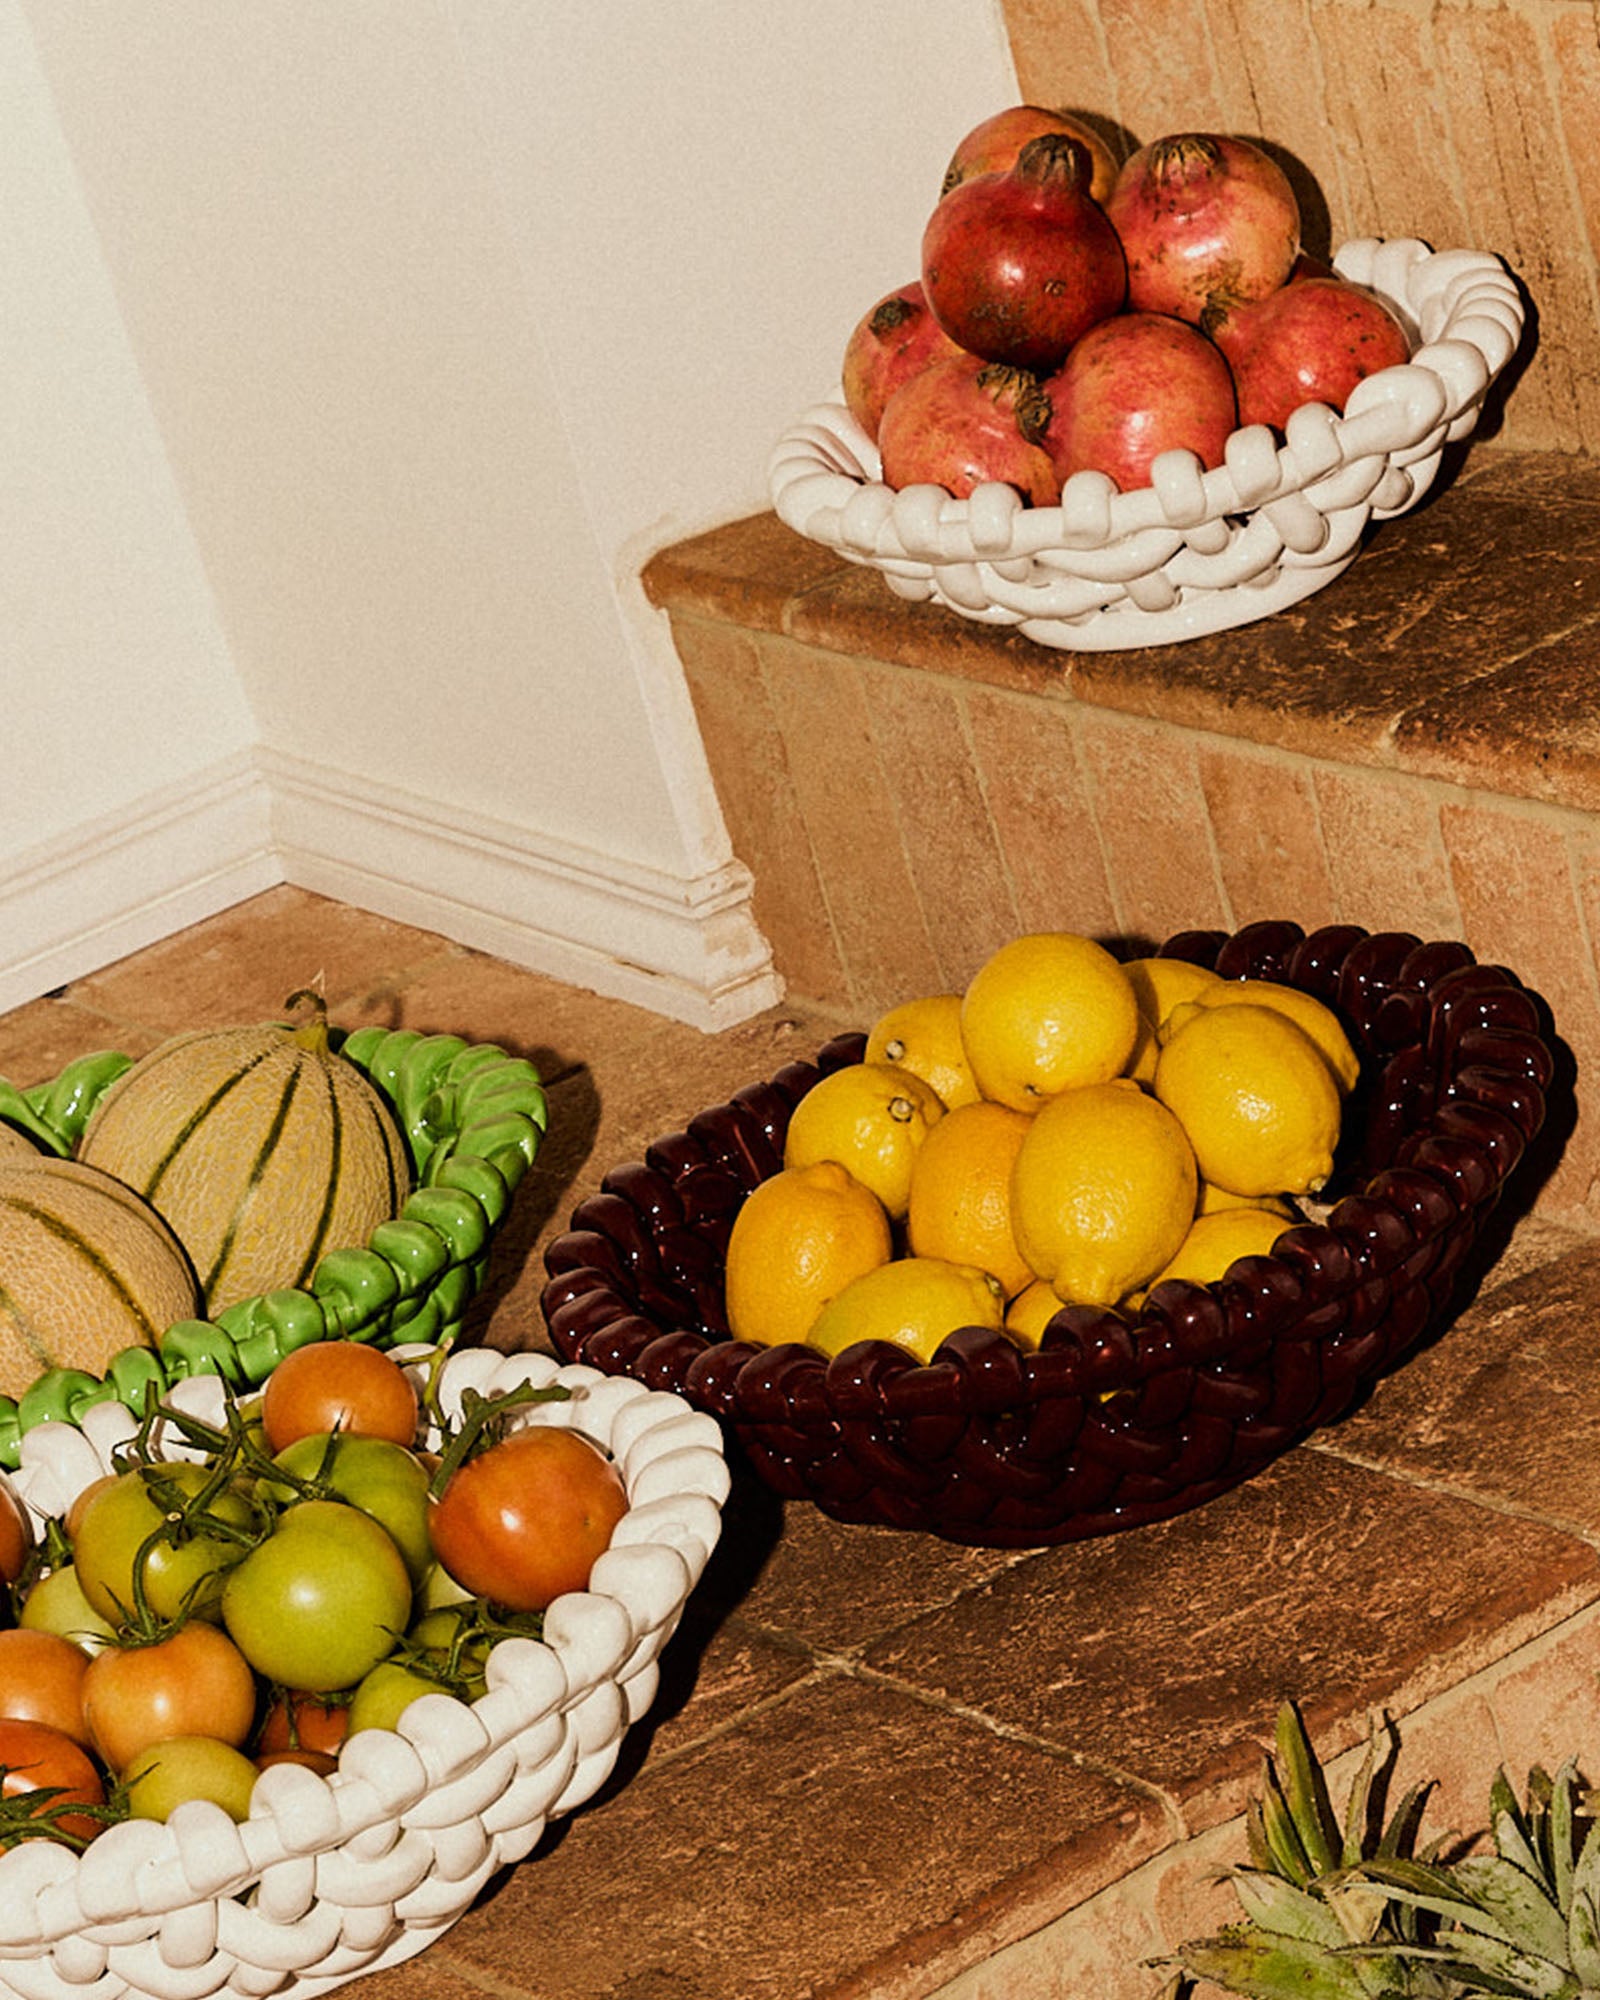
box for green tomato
[221,1499,412,1692]
[407,1606,492,1700]
[261,1434,433,1586]
[346,1659,459,1736]
[19,1567,118,1653]
[72,1463,257,1629]
[123,1735,259,1823]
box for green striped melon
[0,1156,201,1397]
[77,994,411,1315]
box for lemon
[1196,1181,1298,1220]
[1154,1002,1342,1199]
[807,1255,1006,1363]
[1172,978,1361,1093]
[1121,956,1227,1085]
[906,1099,1036,1299]
[960,933,1141,1111]
[1009,1078,1198,1306]
[1146,1205,1294,1290]
[1004,1277,1064,1350]
[783,1061,946,1219]
[723,1162,892,1348]
[865,994,981,1110]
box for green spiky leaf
[1227,1868,1350,1947]
[1160,1930,1389,2000]
[1449,1854,1568,1966]
[1277,1702,1342,1880]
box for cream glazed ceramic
[0,1347,729,2000]
[768,239,1524,651]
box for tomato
[82,1621,257,1774]
[261,1434,433,1584]
[346,1659,458,1737]
[124,1735,258,1823]
[256,1745,339,1776]
[18,1567,118,1654]
[0,1718,105,1847]
[0,1628,93,1747]
[256,1690,350,1759]
[261,1342,419,1453]
[0,1473,32,1586]
[73,1462,258,1628]
[221,1500,412,1692]
[428,1425,629,1612]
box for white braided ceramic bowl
[0,1347,728,2000]
[768,238,1524,651]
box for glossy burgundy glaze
[538,925,1560,1547]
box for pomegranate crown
[1014,130,1094,194]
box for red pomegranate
[1106,133,1300,324]
[878,354,1060,506]
[841,281,967,440]
[1204,276,1412,431]
[1041,313,1238,492]
[921,133,1127,373]
[940,104,1119,207]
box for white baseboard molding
[0,749,783,1031]
[263,749,784,1030]
[0,754,280,1016]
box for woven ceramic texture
[542,924,1555,1548]
[768,239,1524,651]
[0,1348,728,2000]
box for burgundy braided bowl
[540,922,1557,1547]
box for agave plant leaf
[1260,1757,1319,1890]
[1277,1701,1343,1879]
[1564,1817,1600,1990]
[1492,1770,1544,1883]
[1409,1927,1577,1998]
[1548,1764,1579,1918]
[1355,1856,1520,1943]
[1158,1929,1391,2000]
[1448,1853,1568,1966]
[1227,1868,1351,1947]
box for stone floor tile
[65,884,460,1035]
[0,995,163,1088]
[442,1671,1169,2000]
[856,1447,1600,1838]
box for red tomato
[0,1627,94,1748]
[261,1342,419,1453]
[0,1474,31,1586]
[256,1745,339,1777]
[82,1621,257,1774]
[0,1718,105,1847]
[256,1690,351,1759]
[428,1426,629,1612]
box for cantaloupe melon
[0,1124,39,1160]
[77,993,411,1315]
[0,1157,201,1397]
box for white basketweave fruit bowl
[768,238,1524,652]
[0,1346,729,2000]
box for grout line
[1305,1434,1600,1556]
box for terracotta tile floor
[5,885,1600,2000]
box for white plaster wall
[0,0,255,858]
[10,0,1017,1018]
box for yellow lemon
[960,932,1141,1111]
[1196,1181,1298,1220]
[1121,956,1227,1085]
[1145,1205,1294,1290]
[1004,1278,1065,1349]
[723,1162,893,1348]
[864,994,982,1110]
[783,1061,946,1219]
[807,1255,1006,1363]
[1154,1003,1342,1199]
[1009,1079,1198,1307]
[1175,978,1362,1093]
[906,1099,1036,1299]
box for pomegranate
[1041,312,1238,492]
[841,281,967,440]
[1106,133,1300,324]
[921,133,1127,373]
[1204,276,1411,432]
[941,104,1119,207]
[878,354,1060,506]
